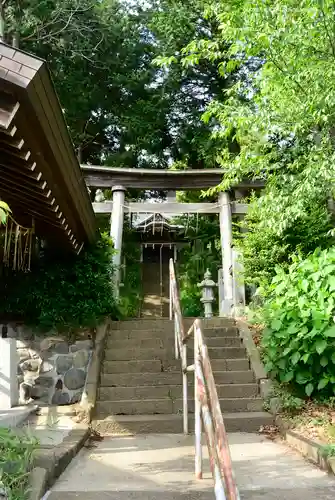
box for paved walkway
[45,433,335,499]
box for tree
[163,0,335,285]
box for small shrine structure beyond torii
[81,165,265,315]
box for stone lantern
[198,269,216,319]
[94,189,105,203]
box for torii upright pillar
[219,191,234,316]
[110,185,126,298]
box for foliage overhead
[157,0,335,286]
[0,0,235,170]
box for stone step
[111,318,236,330]
[102,359,163,374]
[98,383,259,401]
[95,397,264,415]
[108,325,239,339]
[104,346,246,362]
[47,487,335,500]
[100,370,255,387]
[92,411,273,435]
[106,335,242,350]
[102,358,250,374]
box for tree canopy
[0,0,234,169]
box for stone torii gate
[82,166,264,315]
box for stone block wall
[13,326,93,405]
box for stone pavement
[21,405,78,447]
[45,433,335,499]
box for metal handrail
[169,258,239,500]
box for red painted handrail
[169,258,239,500]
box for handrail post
[169,274,173,321]
[174,315,179,360]
[195,355,225,500]
[182,343,188,434]
[194,327,202,480]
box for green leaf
[302,353,310,363]
[282,371,294,382]
[271,318,282,331]
[278,358,286,369]
[324,325,335,337]
[305,383,314,397]
[291,352,300,365]
[301,279,309,292]
[320,356,328,367]
[315,338,327,354]
[318,378,329,390]
[296,371,312,385]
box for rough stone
[16,329,92,406]
[56,356,73,374]
[53,342,69,354]
[64,368,86,390]
[70,340,93,353]
[40,338,69,354]
[270,397,283,415]
[34,376,54,388]
[52,391,70,405]
[40,337,64,351]
[16,339,28,349]
[28,349,40,359]
[73,350,89,369]
[21,359,41,372]
[70,392,83,404]
[41,361,54,373]
[40,349,54,360]
[17,348,31,361]
[31,385,50,400]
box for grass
[0,427,38,500]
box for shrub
[261,248,335,398]
[0,233,118,332]
[0,427,38,500]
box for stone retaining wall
[12,325,93,405]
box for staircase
[93,317,273,434]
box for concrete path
[45,433,335,499]
[19,405,79,447]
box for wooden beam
[82,166,265,191]
[93,201,248,215]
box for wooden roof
[0,43,96,252]
[82,165,265,191]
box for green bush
[0,233,118,332]
[236,193,334,292]
[261,248,335,398]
